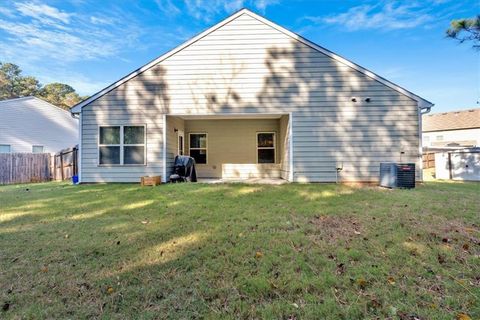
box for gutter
[419,104,433,115]
[417,102,434,182]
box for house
[70,9,433,183]
[0,96,78,154]
[422,109,480,150]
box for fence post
[73,147,77,177]
[447,152,452,180]
[60,152,64,181]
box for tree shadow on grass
[1,181,479,318]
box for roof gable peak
[71,8,433,113]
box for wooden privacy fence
[53,147,78,181]
[422,152,435,169]
[0,146,78,185]
[0,153,51,184]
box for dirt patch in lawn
[308,215,363,245]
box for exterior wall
[80,12,421,182]
[80,105,164,182]
[221,164,281,179]
[0,97,77,154]
[279,115,290,180]
[184,118,281,178]
[423,128,480,148]
[166,116,185,177]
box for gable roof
[0,96,72,114]
[423,108,480,132]
[71,8,434,114]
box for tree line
[0,62,88,110]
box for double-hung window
[189,133,207,164]
[99,125,145,165]
[257,132,276,163]
[32,145,44,153]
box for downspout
[417,102,433,182]
[70,109,81,183]
[288,112,294,182]
[163,114,167,183]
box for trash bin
[72,175,79,184]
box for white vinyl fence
[435,149,480,181]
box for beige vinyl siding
[184,119,281,178]
[222,164,281,179]
[279,115,290,180]
[165,116,185,177]
[80,12,420,182]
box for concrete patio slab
[197,178,288,185]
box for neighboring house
[422,109,480,150]
[71,9,433,183]
[0,96,78,154]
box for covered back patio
[165,114,292,182]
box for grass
[0,181,479,319]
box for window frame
[177,130,185,156]
[97,125,147,166]
[32,145,44,153]
[188,132,208,164]
[0,144,11,153]
[256,132,276,164]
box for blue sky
[0,0,478,112]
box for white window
[98,125,145,165]
[32,145,44,153]
[257,132,276,163]
[423,136,430,146]
[0,144,11,153]
[189,133,207,164]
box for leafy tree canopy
[446,15,480,50]
[0,63,41,100]
[0,62,88,110]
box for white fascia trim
[169,112,286,117]
[70,8,433,114]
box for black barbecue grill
[169,155,197,183]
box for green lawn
[0,181,479,319]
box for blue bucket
[72,175,79,184]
